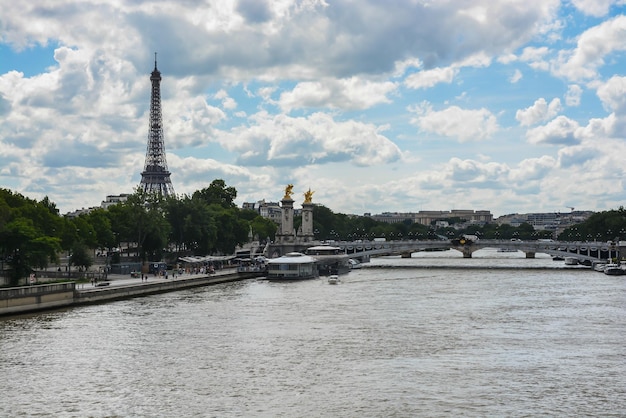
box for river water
[1,250,624,417]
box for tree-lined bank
[2,181,626,287]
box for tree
[209,207,249,254]
[106,188,170,261]
[249,215,277,242]
[164,195,218,255]
[69,241,92,274]
[193,179,237,208]
[83,209,116,250]
[0,219,61,285]
[0,190,63,285]
[558,207,626,241]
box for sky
[1,0,626,218]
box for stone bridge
[268,239,621,263]
[340,239,622,262]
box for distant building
[496,211,594,234]
[101,194,130,210]
[65,207,98,218]
[242,200,283,224]
[368,210,493,226]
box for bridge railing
[332,239,619,262]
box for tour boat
[603,263,625,276]
[305,244,351,276]
[348,259,362,269]
[593,262,607,272]
[266,252,319,280]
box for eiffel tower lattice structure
[139,53,175,198]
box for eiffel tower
[139,53,175,198]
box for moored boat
[593,261,607,272]
[266,252,319,280]
[348,258,362,269]
[603,263,625,275]
[305,244,351,276]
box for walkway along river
[0,267,263,316]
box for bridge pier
[401,252,412,258]
[525,252,535,259]
[461,248,473,258]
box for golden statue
[283,184,294,200]
[304,188,314,204]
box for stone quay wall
[0,271,263,316]
[0,283,76,315]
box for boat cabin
[266,252,318,280]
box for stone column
[301,202,314,242]
[278,197,295,243]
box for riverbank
[0,269,264,316]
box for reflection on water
[1,252,624,417]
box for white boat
[603,263,625,275]
[348,259,362,269]
[266,252,319,280]
[305,244,351,275]
[328,275,339,284]
[593,262,607,272]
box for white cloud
[516,98,562,126]
[217,111,402,167]
[166,94,225,148]
[402,52,490,90]
[570,0,626,17]
[565,84,583,107]
[509,156,556,182]
[278,77,397,111]
[410,104,499,142]
[214,89,237,110]
[3,0,626,217]
[596,75,626,113]
[526,115,581,145]
[510,69,523,83]
[552,15,626,81]
[557,145,597,168]
[519,46,550,71]
[445,158,510,185]
[405,67,458,90]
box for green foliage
[193,179,237,208]
[165,195,217,255]
[209,207,249,254]
[558,207,626,241]
[104,188,171,261]
[5,180,626,287]
[82,209,116,249]
[69,241,92,272]
[249,215,277,242]
[0,190,63,285]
